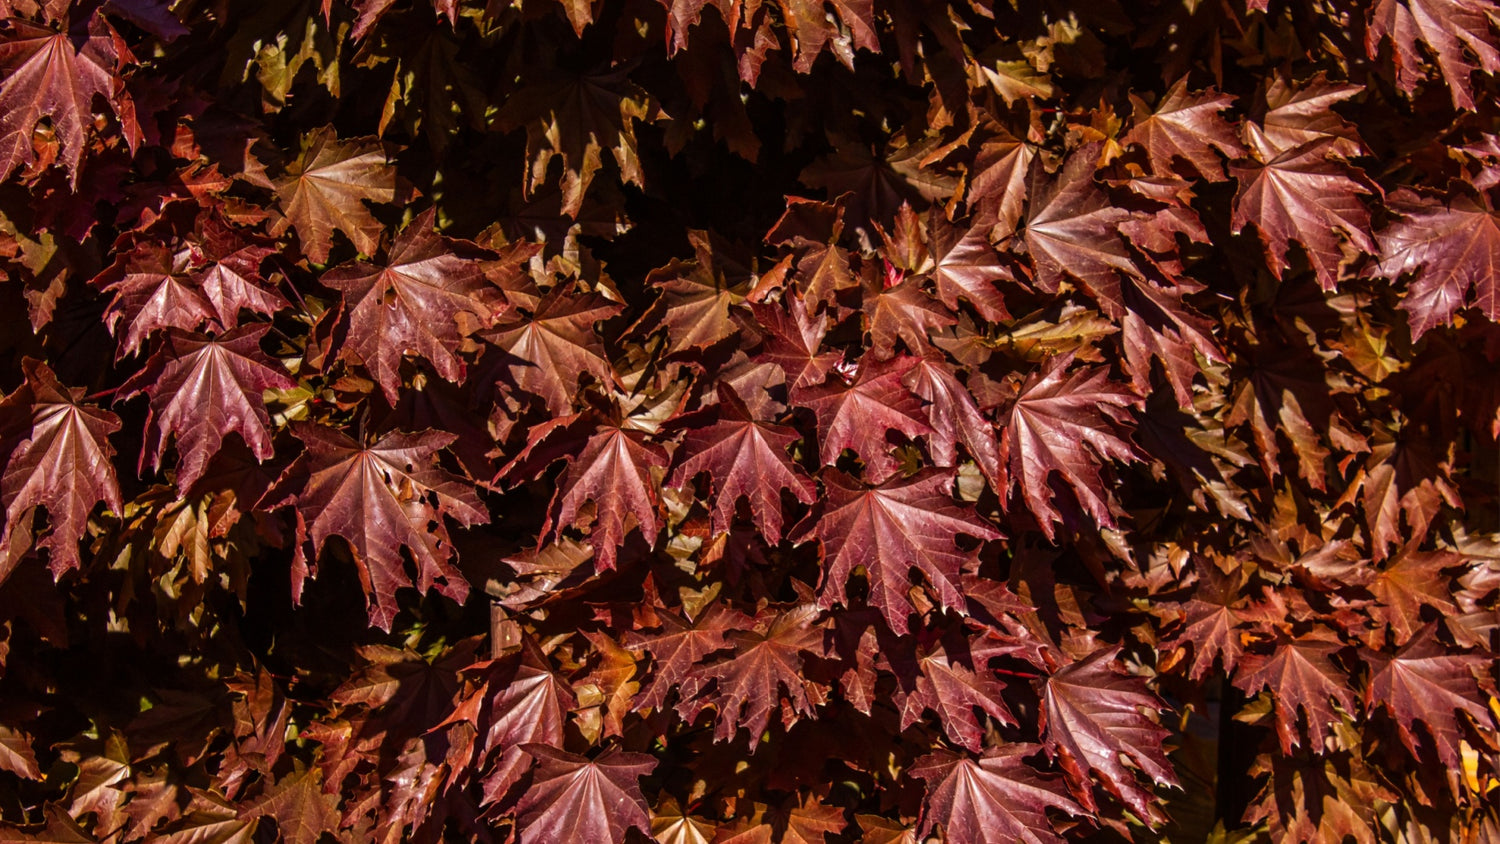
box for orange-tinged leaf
[273,127,396,263]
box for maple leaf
[861,273,955,359]
[514,745,656,843]
[1363,626,1493,767]
[1021,146,1140,295]
[0,359,123,583]
[496,68,662,218]
[669,387,815,543]
[791,469,1000,634]
[926,218,1014,322]
[854,814,917,844]
[792,241,857,311]
[1244,751,1396,844]
[97,242,218,358]
[546,424,667,570]
[117,327,295,491]
[1250,74,1365,159]
[444,642,577,804]
[1365,0,1500,110]
[1358,426,1461,559]
[905,357,1003,490]
[1367,548,1459,646]
[193,234,285,329]
[264,423,488,630]
[1234,630,1356,755]
[1124,79,1246,180]
[0,805,94,842]
[1115,274,1224,405]
[1040,649,1177,821]
[484,286,622,415]
[999,355,1142,539]
[968,122,1036,239]
[1230,138,1378,291]
[1166,561,1247,679]
[912,746,1082,844]
[794,354,934,483]
[1376,191,1500,338]
[0,726,39,780]
[639,230,749,354]
[0,17,135,186]
[682,604,824,748]
[272,127,397,263]
[316,209,502,402]
[626,605,740,712]
[896,640,1015,752]
[777,795,847,844]
[746,299,841,390]
[774,0,879,72]
[659,0,726,54]
[651,797,717,844]
[240,765,340,844]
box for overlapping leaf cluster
[0,0,1497,840]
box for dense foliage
[0,0,1498,839]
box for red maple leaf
[484,286,622,416]
[625,604,742,712]
[0,16,136,186]
[193,230,285,330]
[1366,0,1500,110]
[1231,138,1378,291]
[514,745,656,843]
[638,230,749,354]
[118,327,296,491]
[906,357,1003,490]
[240,765,340,844]
[97,242,218,358]
[545,424,667,570]
[263,423,487,630]
[1376,191,1500,339]
[1021,146,1140,295]
[1166,561,1248,679]
[1363,626,1493,768]
[273,127,397,263]
[0,359,123,582]
[746,298,842,390]
[1249,74,1364,159]
[792,469,1000,634]
[669,386,816,543]
[1233,629,1355,755]
[795,354,933,483]
[316,209,503,402]
[912,746,1082,844]
[680,604,824,748]
[861,273,955,359]
[445,642,577,805]
[1040,649,1178,822]
[1367,547,1459,647]
[1124,79,1246,181]
[926,217,1015,322]
[895,639,1015,753]
[999,355,1142,539]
